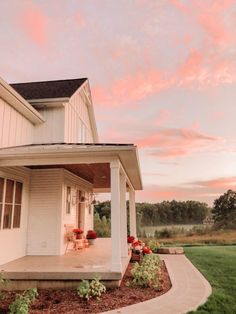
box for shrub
[0,273,8,301]
[77,277,106,300]
[147,240,161,253]
[9,288,38,314]
[130,254,161,289]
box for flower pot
[88,239,95,245]
[131,252,143,262]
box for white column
[120,171,128,258]
[110,161,122,272]
[129,188,137,238]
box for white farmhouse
[0,77,142,288]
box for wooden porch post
[110,161,122,272]
[120,171,128,258]
[129,188,137,238]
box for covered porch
[0,144,142,286]
[0,238,130,289]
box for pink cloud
[76,13,86,27]
[155,109,171,126]
[193,176,236,189]
[20,4,48,45]
[197,0,234,45]
[213,111,225,120]
[92,69,172,107]
[137,176,236,204]
[137,128,220,158]
[178,49,203,83]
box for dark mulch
[0,261,171,314]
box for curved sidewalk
[102,254,212,314]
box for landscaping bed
[0,261,171,314]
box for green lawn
[185,246,236,314]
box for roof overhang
[0,144,143,190]
[0,77,45,125]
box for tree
[212,189,236,229]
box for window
[0,178,23,230]
[66,186,71,214]
[3,180,14,229]
[13,182,23,228]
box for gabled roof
[10,78,87,100]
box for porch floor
[0,238,130,289]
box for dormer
[10,78,98,144]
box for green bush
[130,254,161,289]
[9,288,38,314]
[0,273,8,302]
[77,277,106,300]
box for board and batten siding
[27,169,63,255]
[64,89,94,143]
[0,98,34,148]
[0,167,30,265]
[33,106,65,144]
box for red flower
[132,240,141,247]
[143,246,152,254]
[127,236,135,243]
[73,228,83,234]
[86,230,97,239]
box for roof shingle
[10,78,87,100]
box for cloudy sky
[1,0,236,205]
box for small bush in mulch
[0,261,171,314]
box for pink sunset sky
[1,0,236,205]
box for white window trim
[0,178,23,230]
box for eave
[0,144,143,190]
[0,77,45,125]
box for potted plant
[131,240,143,262]
[86,230,97,245]
[73,228,84,239]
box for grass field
[157,229,236,246]
[185,246,236,314]
[140,224,202,236]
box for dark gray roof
[10,78,87,100]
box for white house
[0,76,142,281]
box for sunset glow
[1,0,236,204]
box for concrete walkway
[103,254,212,314]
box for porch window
[66,186,71,214]
[13,182,23,228]
[0,177,23,230]
[3,179,14,229]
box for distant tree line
[94,200,210,227]
[94,190,236,237]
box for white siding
[27,169,63,255]
[0,167,30,265]
[33,107,65,144]
[64,87,94,143]
[0,98,34,148]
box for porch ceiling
[28,163,111,188]
[0,143,143,190]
